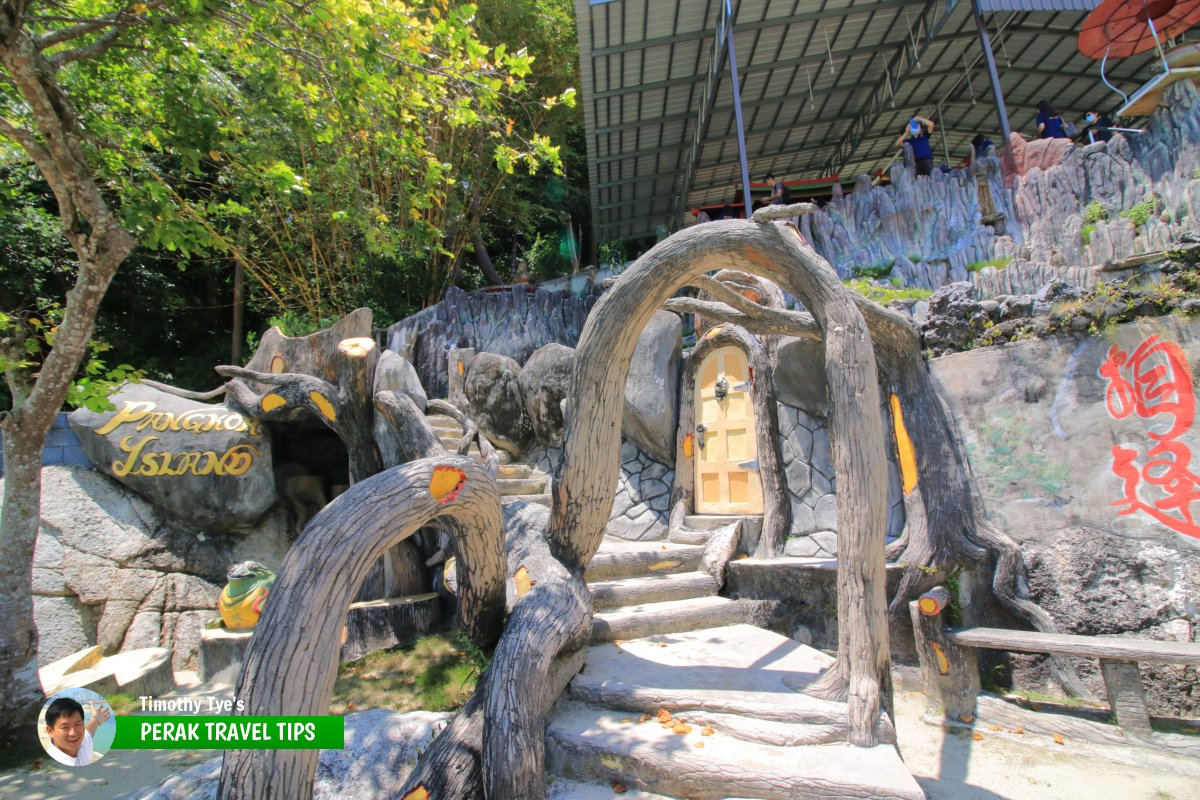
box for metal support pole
[725,0,753,218]
[937,102,951,164]
[972,0,1011,142]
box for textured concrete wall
[931,315,1200,714]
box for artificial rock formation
[32,466,291,671]
[621,311,682,466]
[69,383,275,533]
[518,343,574,446]
[386,284,597,398]
[463,352,533,457]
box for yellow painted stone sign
[96,401,262,478]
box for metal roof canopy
[575,0,1162,243]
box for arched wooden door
[694,345,763,514]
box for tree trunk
[0,430,49,755]
[473,231,504,286]
[218,457,507,800]
[398,503,592,800]
[219,331,382,483]
[664,276,1091,699]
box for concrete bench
[910,586,1200,737]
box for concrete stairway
[425,412,551,506]
[546,524,925,800]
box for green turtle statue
[216,561,276,631]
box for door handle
[733,382,751,392]
[738,460,760,472]
[695,422,706,447]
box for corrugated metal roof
[576,0,1158,243]
[977,0,1098,12]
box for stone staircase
[423,409,922,797]
[426,412,551,506]
[545,520,925,800]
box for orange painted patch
[401,788,430,800]
[269,355,286,374]
[310,391,337,422]
[918,595,943,616]
[929,641,950,676]
[338,337,376,358]
[648,560,681,572]
[889,393,919,496]
[456,360,464,376]
[513,565,532,598]
[682,433,694,459]
[430,466,467,504]
[261,393,287,412]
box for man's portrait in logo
[38,688,115,767]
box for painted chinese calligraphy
[1098,334,1199,540]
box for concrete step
[497,463,533,479]
[547,779,671,800]
[667,528,711,545]
[546,701,923,800]
[585,541,705,583]
[591,596,748,642]
[683,514,760,531]
[569,625,892,735]
[497,477,548,496]
[589,571,718,611]
[502,493,551,508]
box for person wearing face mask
[1079,110,1114,143]
[895,116,936,176]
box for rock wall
[33,466,292,672]
[931,315,1200,714]
[799,160,1010,289]
[385,284,597,398]
[793,83,1200,298]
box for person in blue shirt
[1036,100,1069,139]
[895,115,936,176]
[970,133,995,163]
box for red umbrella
[1079,0,1200,59]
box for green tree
[0,0,570,753]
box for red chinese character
[1099,335,1200,541]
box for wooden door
[695,345,763,514]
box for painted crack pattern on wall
[531,440,673,542]
[777,401,905,558]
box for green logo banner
[111,716,344,749]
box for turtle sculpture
[217,561,276,631]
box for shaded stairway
[545,520,925,800]
[425,411,550,506]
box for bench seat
[945,626,1200,665]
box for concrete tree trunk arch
[549,218,891,744]
[218,218,892,800]
[218,456,507,799]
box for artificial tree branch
[663,296,820,340]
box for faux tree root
[217,457,506,800]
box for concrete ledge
[727,558,913,662]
